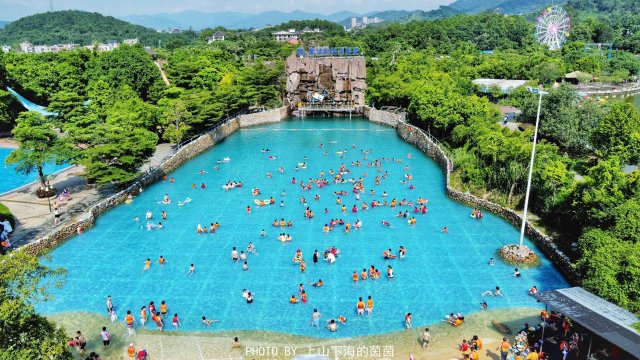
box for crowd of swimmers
[114,138,549,348]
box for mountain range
[119,0,561,30]
[449,0,558,14]
[121,10,361,30]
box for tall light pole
[518,86,548,250]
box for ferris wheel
[535,6,570,50]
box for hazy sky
[1,0,455,20]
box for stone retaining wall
[22,108,287,256]
[363,107,404,128]
[238,107,289,128]
[368,110,578,284]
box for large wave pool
[1,147,69,193]
[38,118,568,338]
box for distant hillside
[449,0,563,14]
[449,0,506,14]
[0,10,162,46]
[394,6,461,22]
[123,10,361,30]
[0,21,8,29]
[339,6,461,27]
[491,0,561,14]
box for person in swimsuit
[188,264,195,275]
[140,306,147,328]
[326,319,338,332]
[142,259,151,273]
[106,295,113,314]
[124,310,136,335]
[202,316,219,326]
[160,301,167,316]
[172,313,181,328]
[356,297,365,315]
[405,313,413,331]
[311,308,322,327]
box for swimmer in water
[202,316,219,326]
[187,264,195,276]
[142,258,151,273]
[482,286,502,297]
[260,229,267,237]
[399,246,407,259]
[247,242,257,255]
[488,258,495,266]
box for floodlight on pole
[518,86,548,250]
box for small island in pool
[38,117,568,338]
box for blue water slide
[6,87,58,116]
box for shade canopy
[533,287,640,358]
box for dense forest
[0,11,198,48]
[1,4,640,356]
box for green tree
[0,250,71,359]
[87,45,164,102]
[591,102,640,163]
[46,90,86,122]
[571,156,626,226]
[158,89,191,144]
[5,112,68,190]
[78,124,158,185]
[576,228,640,312]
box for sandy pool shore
[48,307,540,360]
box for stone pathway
[0,143,176,248]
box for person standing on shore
[100,327,110,346]
[422,328,431,349]
[497,338,512,360]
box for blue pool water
[1,147,69,193]
[38,118,568,337]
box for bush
[0,202,15,229]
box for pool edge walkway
[0,143,176,248]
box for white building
[272,29,298,42]
[123,38,139,45]
[362,16,368,25]
[351,17,357,29]
[19,41,33,53]
[206,31,225,44]
[1,45,11,53]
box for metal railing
[176,108,249,149]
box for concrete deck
[0,143,176,248]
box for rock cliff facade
[285,53,366,109]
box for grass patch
[633,321,640,333]
[0,202,15,229]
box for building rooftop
[533,287,640,357]
[473,78,527,92]
[498,105,522,115]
